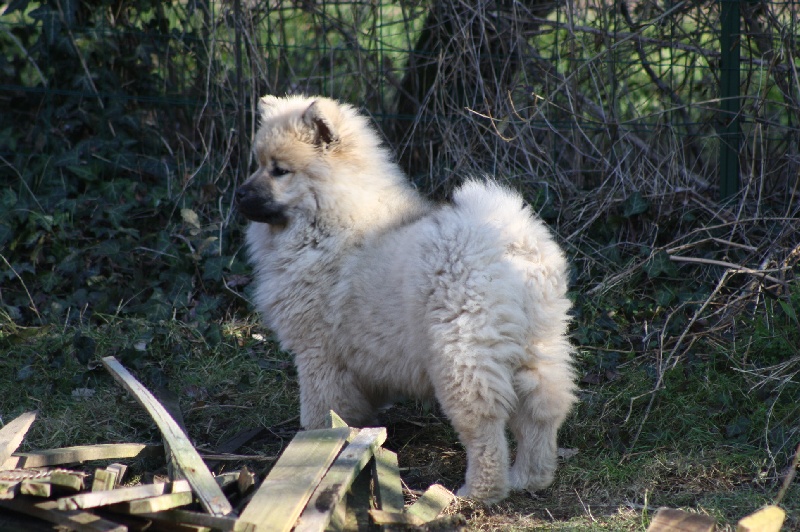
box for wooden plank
[0,469,53,482]
[217,428,265,454]
[340,466,373,532]
[368,510,424,527]
[372,448,404,512]
[205,427,264,471]
[106,464,128,486]
[153,385,188,482]
[0,498,127,532]
[325,410,349,429]
[737,505,785,532]
[121,490,194,513]
[51,470,86,492]
[295,427,387,532]
[647,507,716,532]
[19,480,50,497]
[2,443,163,470]
[237,427,351,532]
[107,463,128,485]
[405,484,454,523]
[0,482,18,499]
[92,469,119,492]
[0,411,36,467]
[58,479,192,510]
[212,471,241,492]
[137,509,255,532]
[101,356,232,516]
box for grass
[2,306,798,530]
[1,317,297,454]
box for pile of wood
[0,356,460,531]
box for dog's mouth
[235,185,289,226]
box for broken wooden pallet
[0,357,458,531]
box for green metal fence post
[719,0,741,201]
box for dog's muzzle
[235,183,289,226]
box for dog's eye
[271,165,290,178]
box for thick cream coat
[244,95,576,503]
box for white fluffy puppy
[236,95,577,503]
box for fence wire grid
[1,0,799,202]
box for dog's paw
[456,484,507,505]
[509,466,554,492]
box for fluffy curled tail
[451,180,566,267]
[451,179,531,232]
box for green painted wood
[238,427,351,532]
[2,443,162,470]
[58,480,191,511]
[0,499,127,532]
[101,356,232,516]
[294,427,387,532]
[405,484,454,523]
[372,448,404,513]
[0,412,36,468]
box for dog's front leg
[295,353,375,429]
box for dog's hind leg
[508,340,576,492]
[431,349,518,504]
[451,412,510,504]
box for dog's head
[235,96,348,227]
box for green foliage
[743,284,800,366]
[1,0,248,327]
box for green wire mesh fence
[1,0,798,201]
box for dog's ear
[302,100,339,149]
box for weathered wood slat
[368,509,425,527]
[372,448,404,512]
[0,411,36,468]
[405,484,454,523]
[0,482,18,499]
[295,427,387,532]
[325,410,349,429]
[0,498,127,532]
[50,471,86,492]
[101,356,233,517]
[339,466,373,531]
[2,443,163,470]
[19,480,51,497]
[120,490,194,514]
[107,464,128,487]
[647,507,716,532]
[737,505,785,532]
[92,469,119,492]
[138,508,255,532]
[238,427,351,532]
[58,480,192,511]
[153,385,188,482]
